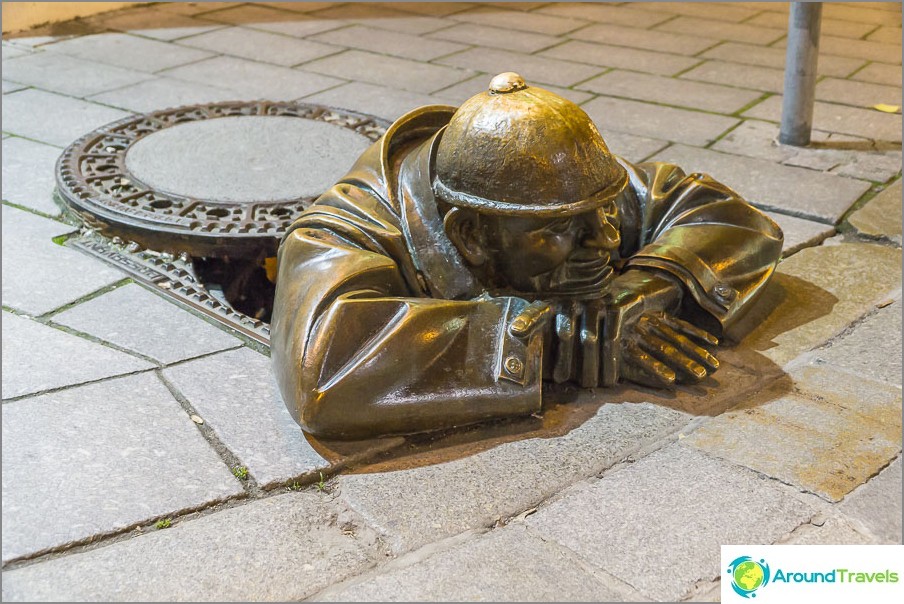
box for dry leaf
[873,104,901,114]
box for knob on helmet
[433,72,627,217]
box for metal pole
[779,2,823,146]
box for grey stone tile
[339,403,690,554]
[849,180,903,244]
[303,50,473,94]
[782,516,876,545]
[1,311,153,400]
[830,150,903,182]
[319,525,628,602]
[852,62,903,87]
[177,26,341,66]
[839,457,903,543]
[685,365,902,502]
[161,56,344,100]
[867,26,903,45]
[1,136,63,216]
[1,490,378,601]
[1,206,126,316]
[2,80,26,94]
[537,2,677,28]
[437,47,604,88]
[701,42,865,78]
[433,76,594,107]
[95,7,226,41]
[53,284,241,365]
[306,3,451,35]
[1,372,242,563]
[747,11,881,40]
[309,24,467,61]
[200,4,346,38]
[802,35,902,65]
[631,1,759,23]
[449,6,587,36]
[527,446,814,602]
[582,97,739,147]
[378,2,475,17]
[428,22,560,54]
[823,3,903,25]
[810,298,902,388]
[304,81,442,122]
[1,88,132,148]
[1,44,31,60]
[649,144,872,224]
[578,69,761,114]
[766,211,836,257]
[743,95,903,142]
[0,51,152,97]
[816,77,902,108]
[682,60,784,94]
[570,22,720,56]
[656,16,785,45]
[540,40,701,77]
[41,32,215,73]
[601,130,669,164]
[162,347,403,488]
[88,76,241,113]
[730,242,902,367]
[155,1,244,15]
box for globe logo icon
[727,556,771,598]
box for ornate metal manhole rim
[56,100,390,256]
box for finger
[579,302,602,388]
[646,315,720,372]
[552,302,579,384]
[635,326,708,382]
[509,301,553,338]
[658,313,719,346]
[623,341,676,388]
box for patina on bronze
[271,73,784,440]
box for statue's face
[481,205,621,297]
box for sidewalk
[2,2,902,601]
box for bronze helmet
[433,72,627,217]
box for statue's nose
[581,210,620,250]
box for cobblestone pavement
[2,2,902,601]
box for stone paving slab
[849,179,903,244]
[0,51,152,98]
[745,96,902,142]
[198,3,347,38]
[1,311,153,400]
[91,6,227,41]
[807,298,902,388]
[1,137,63,216]
[52,283,242,365]
[782,516,876,545]
[655,15,786,45]
[700,42,865,78]
[747,11,881,40]
[1,491,379,601]
[305,81,444,122]
[650,144,872,224]
[823,2,902,26]
[632,1,760,23]
[537,2,678,28]
[160,55,344,100]
[729,242,902,367]
[539,39,701,77]
[711,120,903,184]
[816,34,902,65]
[681,60,784,94]
[1,89,132,148]
[380,2,475,18]
[339,403,690,554]
[1,372,242,563]
[867,25,904,45]
[765,211,836,257]
[1,43,32,60]
[436,47,604,89]
[602,130,669,164]
[448,6,586,36]
[526,445,814,602]
[427,22,560,54]
[570,22,720,56]
[304,49,473,94]
[88,76,241,114]
[684,365,901,502]
[309,24,467,61]
[1,206,126,316]
[839,457,903,544]
[40,32,216,73]
[305,3,452,36]
[180,25,342,67]
[816,77,902,109]
[1,80,26,94]
[578,69,761,114]
[852,62,904,87]
[318,524,628,602]
[582,97,739,147]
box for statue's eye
[545,219,572,234]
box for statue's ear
[444,207,488,267]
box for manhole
[56,101,391,341]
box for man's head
[434,73,627,297]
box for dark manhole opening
[56,101,391,344]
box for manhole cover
[56,101,390,258]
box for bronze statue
[271,73,783,440]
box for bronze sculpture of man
[271,73,783,440]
